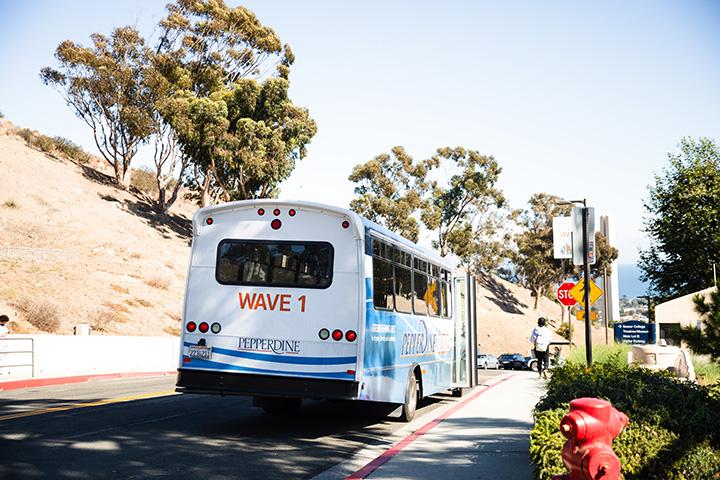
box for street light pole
[558,198,593,365]
[581,201,592,365]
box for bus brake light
[345,330,357,342]
[332,329,343,341]
[271,219,282,230]
[186,322,197,332]
[199,322,209,333]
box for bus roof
[193,199,459,269]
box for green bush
[531,361,720,479]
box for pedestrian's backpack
[535,329,550,352]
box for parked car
[477,353,499,369]
[498,353,527,370]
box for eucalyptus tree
[349,146,507,272]
[41,27,154,187]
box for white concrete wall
[0,335,179,383]
[655,287,715,329]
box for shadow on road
[0,392,451,479]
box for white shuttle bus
[176,200,477,421]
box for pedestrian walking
[530,317,552,379]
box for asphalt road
[0,370,504,479]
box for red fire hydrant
[552,397,629,480]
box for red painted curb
[346,374,515,479]
[0,371,177,391]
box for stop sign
[556,282,577,306]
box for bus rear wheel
[255,396,302,415]
[399,372,419,422]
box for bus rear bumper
[176,368,360,400]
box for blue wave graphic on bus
[183,342,356,365]
[185,358,354,379]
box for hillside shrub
[16,128,92,163]
[130,167,158,196]
[530,360,720,479]
[17,297,60,332]
[52,136,91,163]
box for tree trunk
[533,287,540,310]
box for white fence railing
[1,245,78,262]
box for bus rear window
[216,240,334,289]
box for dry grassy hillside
[0,120,193,336]
[0,119,610,354]
[474,274,609,357]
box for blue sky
[1,1,719,266]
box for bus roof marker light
[257,208,265,216]
[206,217,214,225]
[332,329,343,341]
[210,322,221,334]
[199,322,209,333]
[342,220,350,229]
[289,209,296,217]
[271,219,282,230]
[273,208,281,216]
[318,328,330,340]
[345,330,357,342]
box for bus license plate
[188,345,212,360]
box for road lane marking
[0,390,178,422]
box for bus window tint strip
[216,240,333,288]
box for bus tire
[256,396,302,415]
[399,371,419,422]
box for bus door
[452,273,477,389]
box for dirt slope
[0,120,609,354]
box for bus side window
[429,274,441,317]
[413,267,429,315]
[372,255,394,310]
[394,263,413,314]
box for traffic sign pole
[582,203,592,366]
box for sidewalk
[316,372,546,480]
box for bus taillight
[345,330,357,342]
[271,219,282,230]
[331,329,343,341]
[199,322,209,333]
[186,322,197,332]
[318,328,330,340]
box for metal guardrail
[0,337,35,381]
[1,245,77,263]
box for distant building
[654,286,716,345]
[599,215,620,323]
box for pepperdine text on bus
[400,320,451,356]
[238,337,301,355]
[238,292,307,312]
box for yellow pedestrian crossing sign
[569,278,603,307]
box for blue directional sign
[614,320,655,345]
